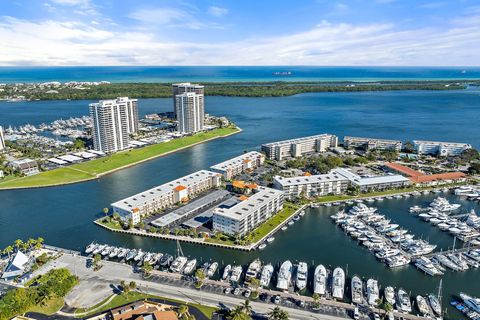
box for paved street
[34,253,350,320]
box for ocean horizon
[1,66,480,83]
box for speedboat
[134,249,145,262]
[397,288,412,313]
[246,259,262,282]
[125,249,137,262]
[108,247,120,259]
[85,242,96,254]
[259,264,274,287]
[183,259,197,274]
[384,286,395,305]
[230,265,243,283]
[276,260,293,291]
[207,262,218,277]
[351,275,363,304]
[101,246,112,257]
[222,264,232,280]
[367,279,379,306]
[117,248,128,260]
[332,267,345,300]
[92,244,105,255]
[428,294,442,316]
[460,292,480,313]
[295,262,308,291]
[159,253,173,267]
[416,296,430,316]
[414,257,443,276]
[313,265,327,295]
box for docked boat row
[429,248,480,272]
[409,198,480,244]
[331,204,437,271]
[451,292,480,320]
[455,185,480,201]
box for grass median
[0,126,240,189]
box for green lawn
[77,291,217,318]
[205,202,301,246]
[27,296,65,315]
[0,127,239,189]
[249,202,300,242]
[96,218,123,230]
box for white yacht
[332,267,345,300]
[428,294,442,316]
[246,259,262,282]
[222,264,232,281]
[230,265,243,283]
[414,257,443,276]
[85,242,96,254]
[466,210,480,227]
[101,245,112,256]
[349,203,376,216]
[416,296,430,316]
[384,286,395,305]
[183,259,197,274]
[207,262,218,277]
[313,265,327,295]
[367,279,379,306]
[276,260,293,291]
[430,197,461,212]
[259,264,274,287]
[351,275,363,304]
[134,249,145,262]
[295,262,308,291]
[397,288,412,313]
[460,292,480,313]
[125,249,137,262]
[170,256,188,273]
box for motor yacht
[245,259,262,282]
[276,260,293,291]
[230,265,243,283]
[384,286,395,305]
[259,264,274,287]
[222,264,232,280]
[351,275,363,304]
[295,262,308,291]
[207,262,218,277]
[367,279,379,306]
[397,288,412,313]
[170,256,188,273]
[460,292,480,313]
[313,265,327,295]
[416,295,430,316]
[183,259,197,274]
[332,267,345,300]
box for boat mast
[437,279,443,317]
[176,239,184,257]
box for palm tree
[142,261,153,277]
[228,306,249,320]
[178,305,189,318]
[103,207,109,216]
[3,245,13,259]
[26,238,36,251]
[268,306,289,320]
[241,299,253,316]
[129,281,137,290]
[35,237,44,250]
[14,239,23,251]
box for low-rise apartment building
[273,172,349,199]
[413,140,472,156]
[210,151,265,180]
[212,186,284,236]
[9,159,39,176]
[261,134,338,160]
[111,170,221,224]
[332,168,410,192]
[343,136,402,151]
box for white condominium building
[0,126,6,152]
[212,186,284,236]
[344,136,402,152]
[261,134,338,160]
[413,140,472,156]
[332,168,410,192]
[175,92,205,133]
[89,97,139,153]
[210,151,265,180]
[111,170,221,225]
[273,172,349,199]
[172,83,204,116]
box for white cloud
[49,0,89,6]
[208,6,228,17]
[0,14,479,66]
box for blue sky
[0,0,479,66]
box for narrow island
[0,126,240,189]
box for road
[33,253,350,320]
